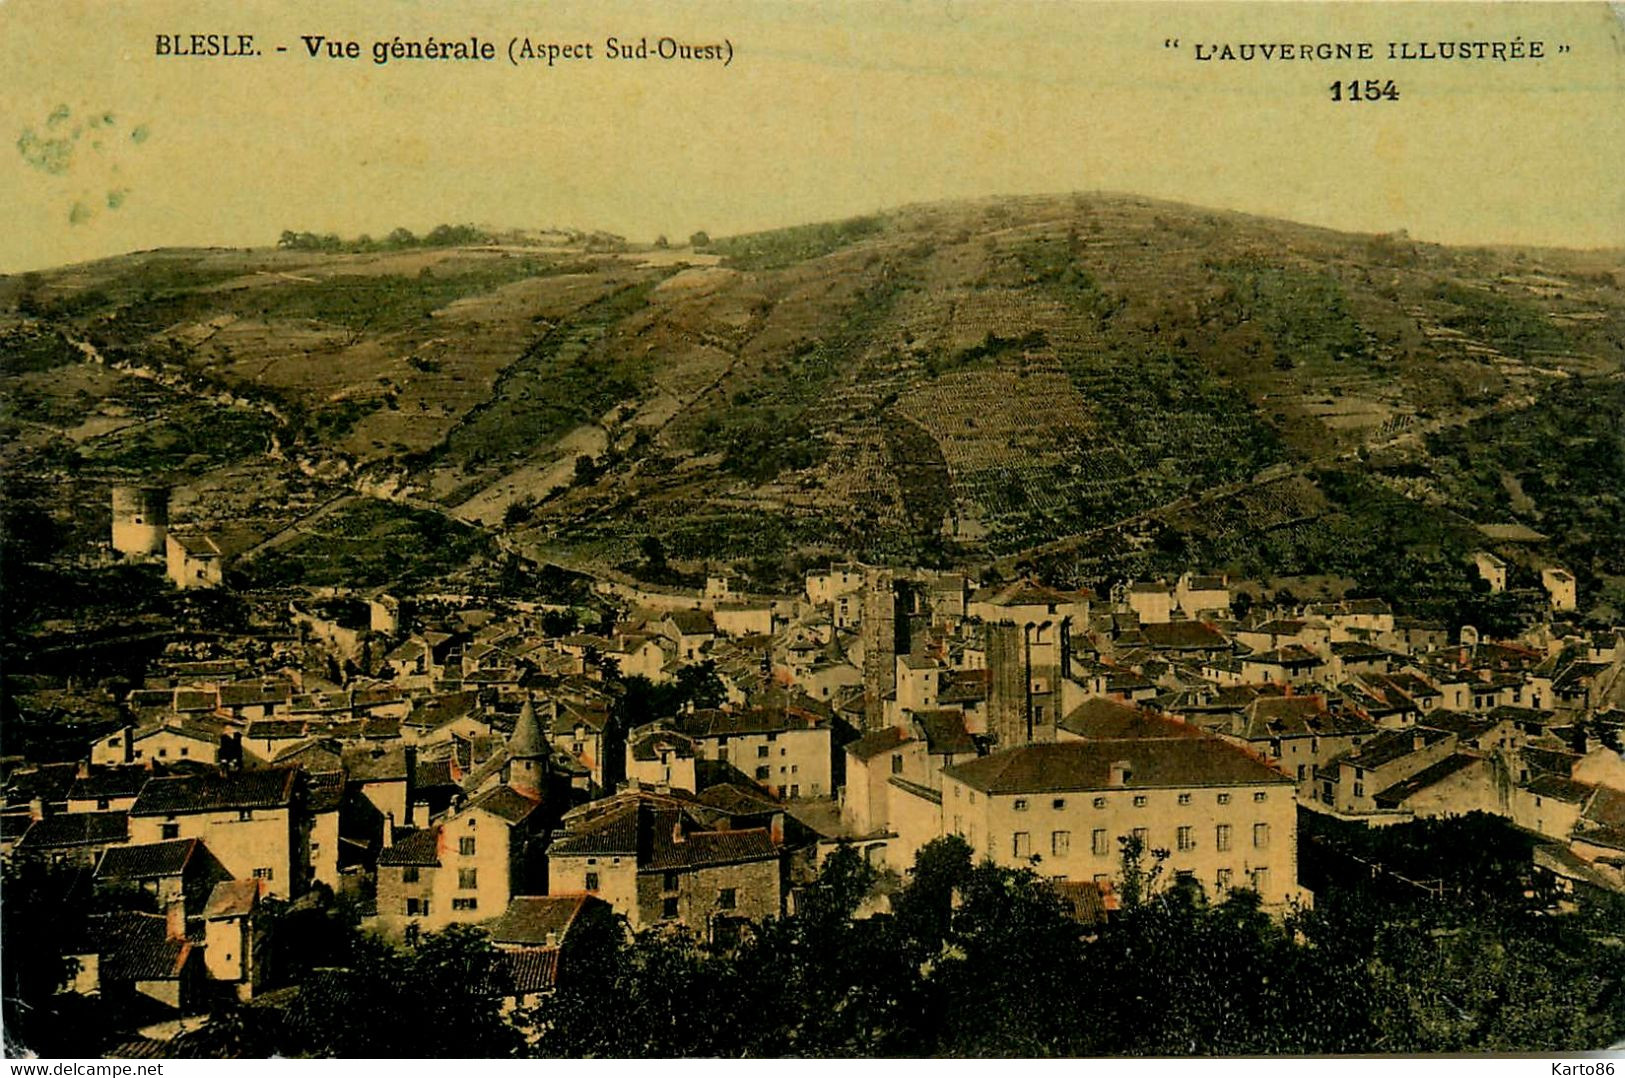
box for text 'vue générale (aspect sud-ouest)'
[152,34,735,67]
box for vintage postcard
[2,0,1623,1062]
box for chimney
[403,745,418,828]
[165,896,186,942]
[1109,760,1132,787]
[123,720,135,765]
[76,759,91,780]
[1412,733,1426,752]
[671,819,686,845]
[770,811,785,845]
[28,796,46,822]
[384,812,396,848]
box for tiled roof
[246,720,306,741]
[645,824,776,871]
[500,948,560,995]
[16,811,129,850]
[1059,698,1205,741]
[378,825,442,867]
[629,726,697,762]
[87,912,191,982]
[914,710,978,756]
[550,804,641,857]
[342,746,408,783]
[68,767,152,802]
[467,785,539,824]
[846,726,913,761]
[130,768,297,816]
[1340,728,1449,771]
[482,895,588,946]
[96,838,198,880]
[696,782,782,817]
[307,771,346,814]
[679,707,818,739]
[943,738,1291,795]
[1139,621,1230,651]
[1524,772,1595,804]
[663,609,716,635]
[1241,696,1372,739]
[1373,754,1485,808]
[203,878,260,919]
[1052,879,1113,926]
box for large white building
[940,736,1304,908]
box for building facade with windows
[126,768,305,899]
[940,738,1302,908]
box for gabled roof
[944,738,1290,795]
[663,609,716,635]
[68,766,152,802]
[1373,754,1485,808]
[914,710,978,756]
[84,912,191,982]
[678,706,819,739]
[1339,728,1450,771]
[1139,621,1230,651]
[1059,698,1205,741]
[203,879,261,919]
[501,949,560,996]
[96,838,198,880]
[970,578,1094,609]
[378,825,442,867]
[846,726,913,761]
[696,782,783,817]
[482,895,590,946]
[17,811,129,850]
[467,784,540,824]
[129,768,297,816]
[1240,696,1372,740]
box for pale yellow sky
[3,0,1622,272]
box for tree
[688,230,711,249]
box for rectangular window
[1013,831,1031,858]
[1217,793,1230,805]
[1092,829,1108,856]
[890,754,903,775]
[1177,793,1191,805]
[1132,827,1148,846]
[406,898,421,916]
[663,871,679,892]
[1092,796,1106,809]
[755,766,770,780]
[1251,868,1270,894]
[1013,798,1029,812]
[790,784,800,798]
[1216,868,1233,890]
[1177,826,1194,851]
[1052,831,1070,857]
[1052,798,1066,810]
[757,745,770,758]
[459,837,476,856]
[662,897,679,920]
[253,867,274,880]
[1353,782,1364,797]
[1253,792,1267,802]
[1132,795,1147,808]
[402,866,420,883]
[585,871,600,891]
[1253,823,1270,849]
[161,822,180,840]
[1216,824,1232,851]
[458,868,478,890]
[718,888,737,910]
[452,898,478,911]
[1297,765,1306,781]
